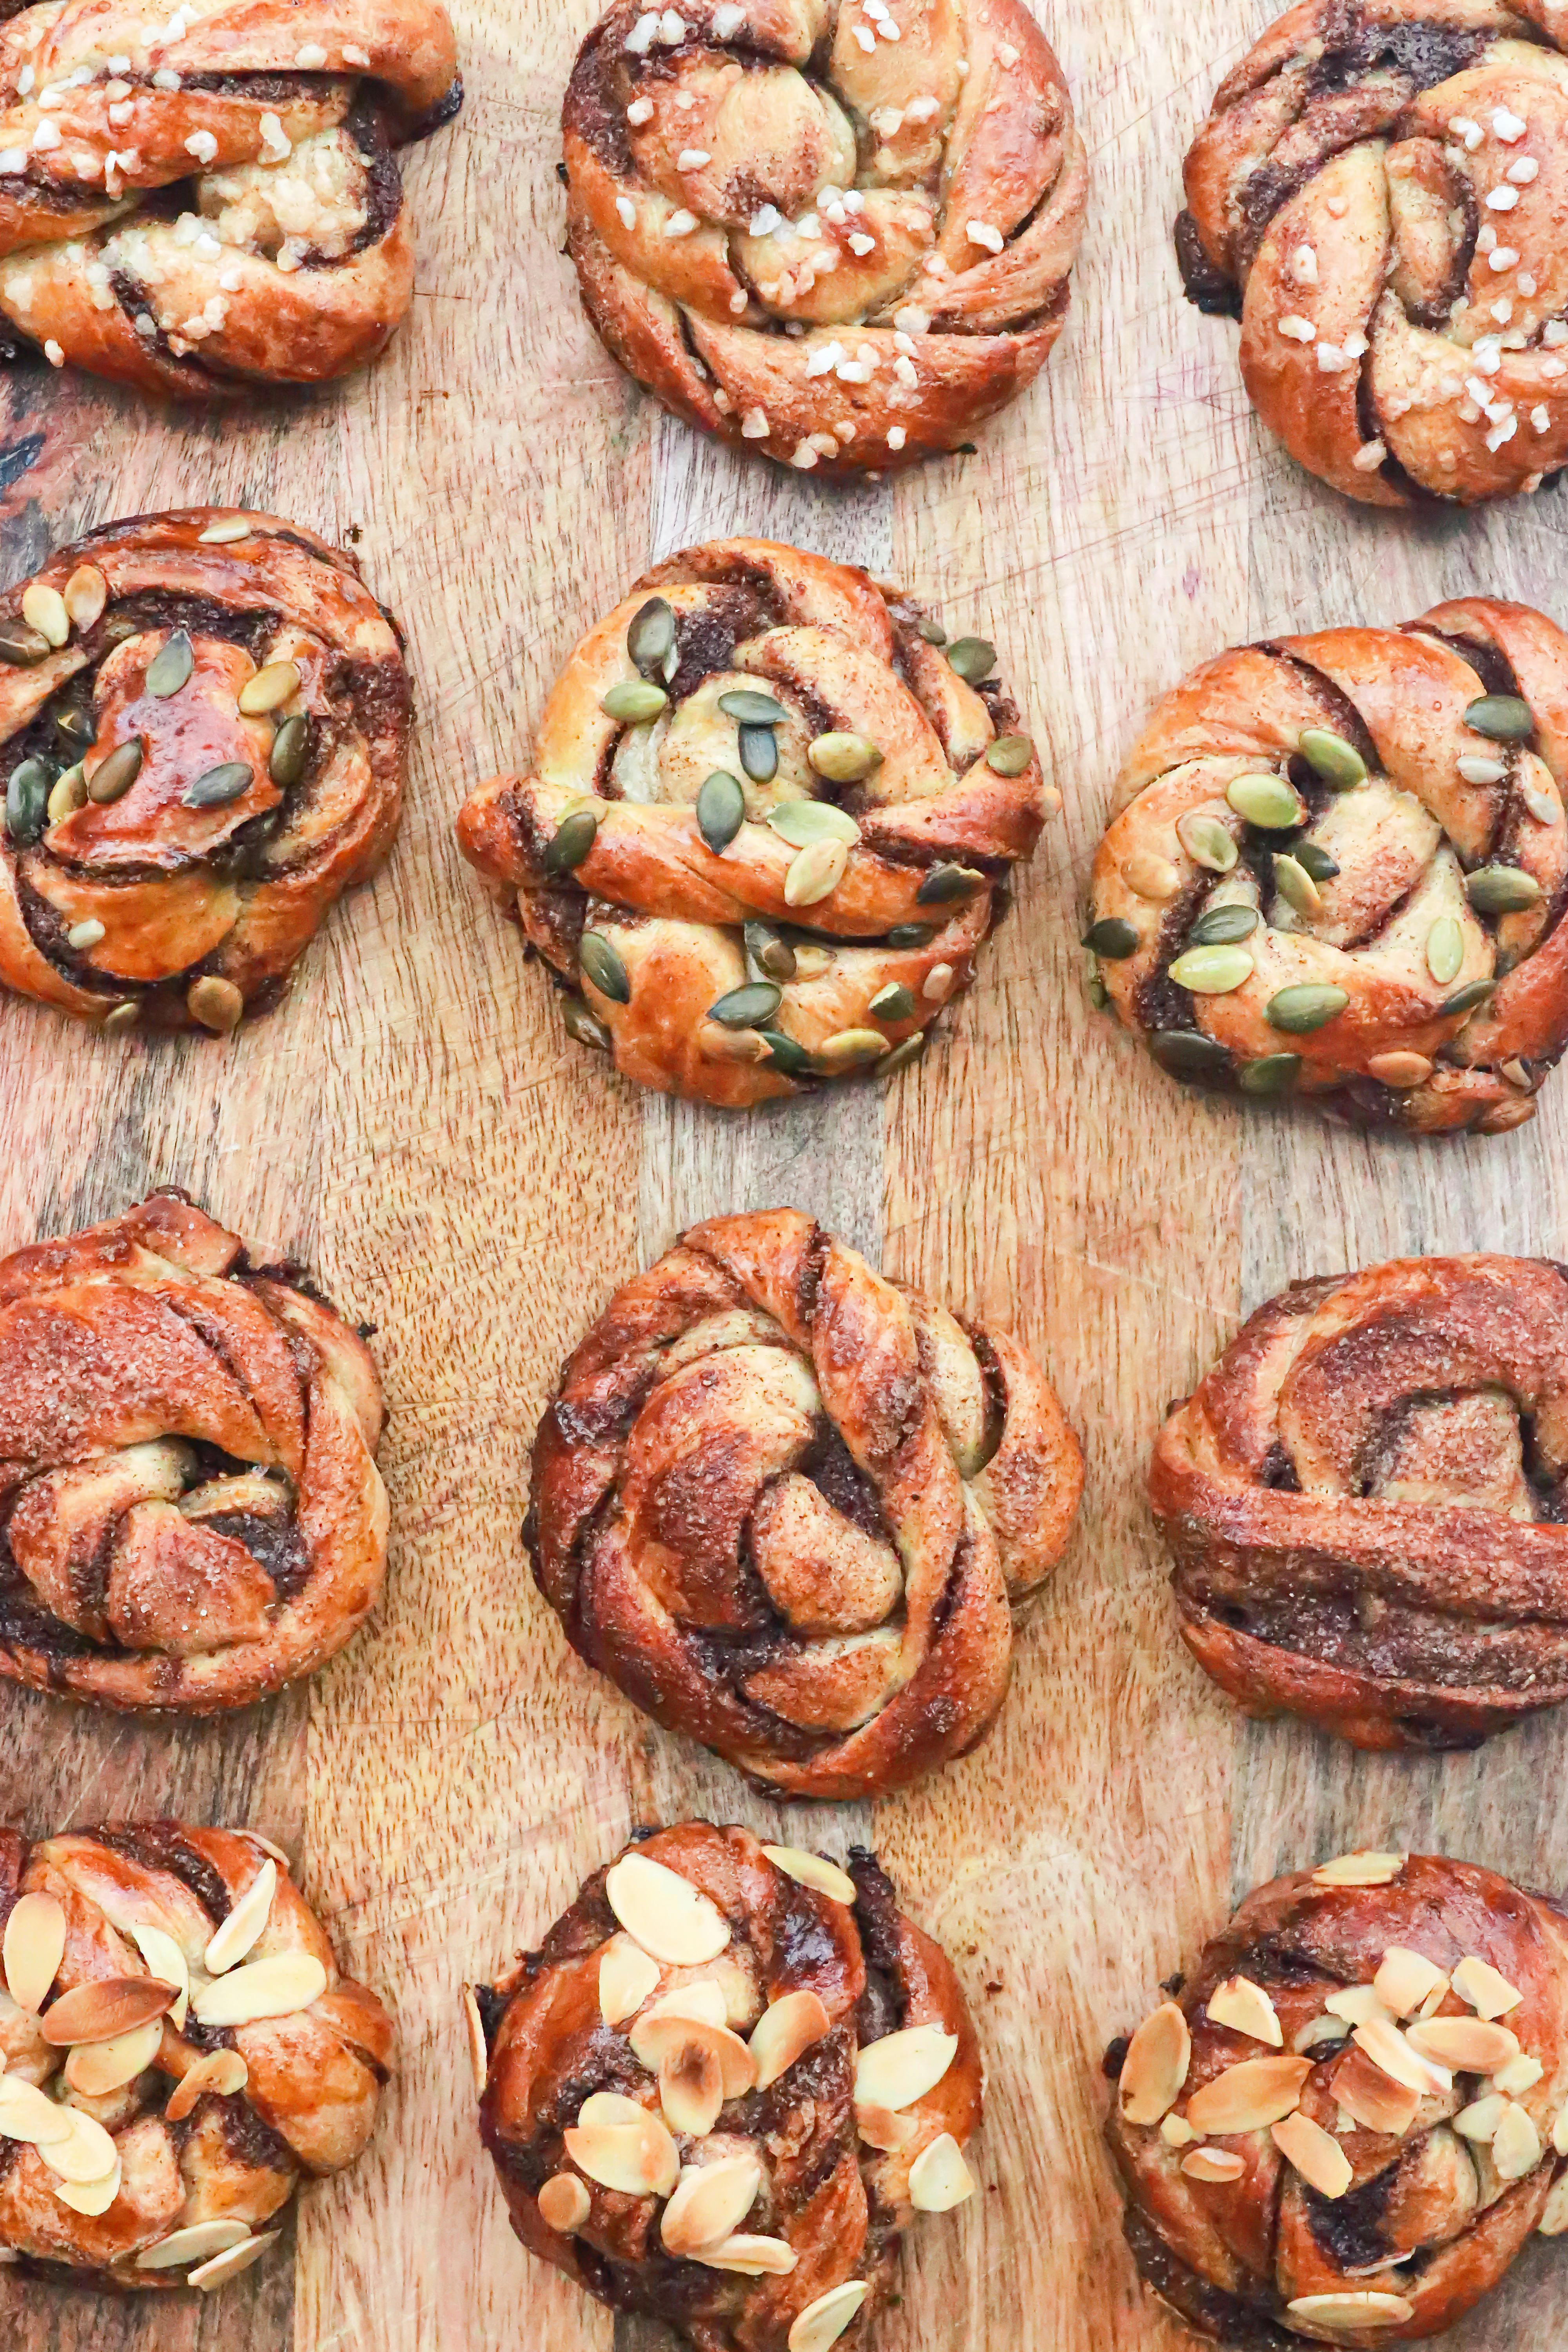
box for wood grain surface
[2,2,1567,2348]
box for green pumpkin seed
[145,630,194,697]
[719,689,788,727]
[627,597,676,678]
[602,679,668,724]
[1465,693,1534,743]
[1176,813,1238,874]
[47,765,86,822]
[697,769,745,854]
[1294,840,1340,883]
[580,930,630,1004]
[808,732,882,784]
[54,706,93,748]
[1266,983,1348,1033]
[1084,916,1140,959]
[1188,904,1259,947]
[1086,960,1110,1011]
[757,1027,814,1076]
[1272,854,1322,918]
[870,982,916,1021]
[1227,773,1304,829]
[1150,1030,1231,1081]
[917,617,947,646]
[887,922,936,949]
[880,1032,927,1076]
[269,713,312,788]
[1169,944,1254,994]
[744,919,795,982]
[817,1027,888,1068]
[182,761,253,809]
[1240,1053,1303,1098]
[739,723,778,783]
[710,981,782,1029]
[1466,864,1543,914]
[66,917,105,951]
[917,862,983,906]
[1438,978,1496,1017]
[1426,917,1464,985]
[1298,728,1367,789]
[562,996,612,1051]
[187,975,243,1033]
[544,809,598,875]
[946,637,996,685]
[0,621,50,666]
[101,1001,140,1034]
[768,800,860,847]
[4,757,48,844]
[985,734,1033,776]
[86,739,143,804]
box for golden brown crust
[1151,1253,1568,1753]
[1086,595,1568,1136]
[1178,0,1568,507]
[526,1207,1082,1800]
[0,507,410,1036]
[1107,1853,1568,2344]
[561,0,1085,477]
[456,537,1056,1108]
[477,1821,982,2352]
[0,0,460,398]
[0,1189,387,1713]
[0,1819,392,2288]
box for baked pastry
[472,1821,982,2352]
[1107,1849,1568,2346]
[457,537,1056,1108]
[0,508,410,1037]
[0,0,460,397]
[0,1818,392,2288]
[1085,596,1568,1136]
[1178,2,1568,509]
[527,1208,1082,1800]
[561,0,1086,476]
[1151,1254,1568,1755]
[0,1188,387,1713]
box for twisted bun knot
[1180,0,1568,507]
[0,0,459,397]
[1152,1254,1568,1753]
[457,537,1055,1109]
[1108,1853,1568,2345]
[0,1821,391,2287]
[0,509,410,1036]
[1087,597,1568,1136]
[0,1189,387,1712]
[476,1822,982,2352]
[562,0,1085,474]
[528,1209,1082,1801]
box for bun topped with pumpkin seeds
[456,537,1055,1107]
[0,1818,392,2290]
[526,1208,1082,1799]
[0,508,410,1037]
[1086,597,1568,1136]
[1107,1851,1568,2345]
[472,1820,982,2352]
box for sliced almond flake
[130,1924,189,2032]
[854,2024,957,2114]
[1542,2172,1568,2235]
[1294,2016,1350,2055]
[631,2011,755,2096]
[1334,2046,1421,2139]
[40,1975,176,2048]
[789,2283,869,2352]
[1373,1948,1445,2020]
[2,1893,65,2014]
[1553,2103,1568,2157]
[64,2016,163,2098]
[1405,2017,1519,2073]
[537,2173,591,2234]
[1312,1852,1406,1889]
[1181,2147,1244,2183]
[0,2075,75,2147]
[605,1853,730,1968]
[1273,2110,1353,2200]
[462,1985,488,2097]
[165,2047,247,2123]
[39,2110,118,2184]
[1452,1956,1523,2019]
[137,2220,252,2270]
[599,1936,661,2027]
[1455,2092,1507,2143]
[1160,2114,1196,2147]
[638,1981,727,2033]
[1493,2053,1543,2097]
[1492,2101,1543,2180]
[857,2102,915,2151]
[54,2157,121,2216]
[564,2099,679,2197]
[203,1860,277,1976]
[1206,1977,1282,2047]
[1119,2002,1191,2126]
[189,2230,279,2291]
[198,519,253,544]
[661,2156,761,2254]
[750,1990,830,2091]
[692,2232,797,2276]
[192,1950,326,2029]
[1353,2018,1451,2098]
[1325,1985,1392,2027]
[908,2131,975,2212]
[1287,2292,1415,2326]
[1185,2055,1311,2138]
[761,1846,856,1907]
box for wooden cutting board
[4,3,1568,2347]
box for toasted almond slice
[638,1981,728,2034]
[1119,2002,1191,2125]
[189,2230,279,2291]
[854,2024,958,2115]
[660,2040,725,2139]
[908,2132,975,2212]
[137,2220,252,2270]
[857,2102,916,2152]
[600,1937,661,2028]
[1493,2054,1544,2096]
[165,2047,249,2123]
[1553,2103,1568,2157]
[538,2173,591,2234]
[1333,2046,1421,2138]
[1452,1956,1523,2019]
[63,564,108,631]
[1373,1948,1445,2020]
[1416,1975,1452,2021]
[1185,2056,1311,2138]
[130,1925,190,2033]
[789,2283,869,2352]
[54,2157,121,2216]
[693,2232,798,2276]
[1206,1976,1282,2048]
[1405,2017,1519,2073]
[1181,2148,1244,2183]
[750,1991,830,2092]
[192,1951,326,2029]
[65,2017,163,2098]
[661,2156,762,2255]
[564,2104,680,2198]
[203,1860,277,1977]
[762,1847,856,1907]
[1542,2172,1568,2236]
[198,518,254,545]
[39,2111,118,2184]
[1353,2018,1451,2098]
[1312,1853,1407,1889]
[1324,1986,1392,2027]
[1160,2114,1197,2148]
[0,2074,75,2147]
[1273,2111,1353,2200]
[606,1854,730,1969]
[1454,2092,1507,2143]
[1492,2101,1543,2180]
[632,2013,757,2098]
[1294,2016,1350,2056]
[1287,2292,1415,2327]
[3,1893,66,2014]
[578,2091,650,2128]
[462,1985,488,2097]
[40,1976,176,2048]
